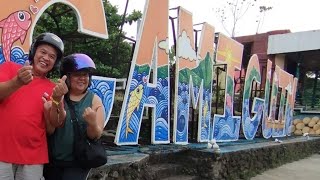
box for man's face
[32,44,57,77]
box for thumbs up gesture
[83,105,101,126]
[16,60,33,85]
[51,75,68,103]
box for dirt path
[251,154,320,180]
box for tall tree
[214,0,272,37]
[255,5,273,34]
[34,1,142,78]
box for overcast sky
[108,0,320,38]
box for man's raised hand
[16,60,33,85]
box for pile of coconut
[292,116,320,135]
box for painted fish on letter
[0,11,32,62]
[126,84,144,138]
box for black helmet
[29,32,64,65]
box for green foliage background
[34,1,142,79]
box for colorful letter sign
[0,0,300,146]
[241,55,264,140]
[114,0,170,145]
[173,7,215,144]
[212,33,243,142]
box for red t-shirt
[0,62,55,164]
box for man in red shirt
[0,32,68,180]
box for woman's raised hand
[51,75,68,102]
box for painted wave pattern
[270,84,285,137]
[269,102,278,136]
[176,82,189,142]
[213,106,240,141]
[192,86,200,103]
[272,104,286,137]
[191,85,211,141]
[176,83,212,142]
[285,106,293,136]
[272,126,285,137]
[0,46,28,65]
[262,81,272,138]
[148,76,169,142]
[275,95,287,137]
[242,99,264,139]
[118,65,169,143]
[200,90,211,141]
[0,47,3,64]
[89,78,116,125]
[118,77,148,143]
[275,94,290,137]
[213,74,240,141]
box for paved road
[251,154,320,180]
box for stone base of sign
[88,136,320,180]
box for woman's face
[69,70,90,94]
